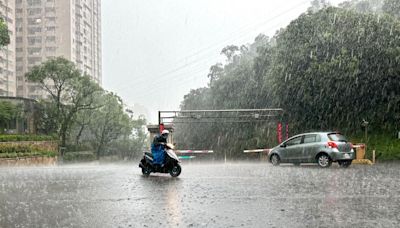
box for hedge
[0,151,56,159]
[0,134,57,142]
[0,143,57,159]
[0,144,45,153]
[63,151,96,162]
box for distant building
[0,0,16,97]
[14,0,102,99]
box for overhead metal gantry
[158,109,285,125]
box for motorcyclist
[151,129,169,166]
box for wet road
[0,162,399,228]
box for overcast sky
[102,0,345,123]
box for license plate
[344,153,350,159]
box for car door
[300,134,321,162]
[282,136,303,162]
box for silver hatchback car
[268,132,355,168]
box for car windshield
[328,133,348,142]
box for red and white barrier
[243,149,271,153]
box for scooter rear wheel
[169,164,181,177]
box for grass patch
[349,133,400,160]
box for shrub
[0,151,56,159]
[0,134,57,142]
[65,144,93,152]
[63,151,96,162]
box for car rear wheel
[270,154,280,166]
[317,154,332,168]
[338,160,352,168]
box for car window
[303,134,320,144]
[328,133,347,142]
[285,136,302,147]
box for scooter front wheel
[169,164,181,177]
[142,167,151,176]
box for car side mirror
[280,144,286,148]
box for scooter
[139,143,182,177]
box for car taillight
[327,141,338,149]
[349,143,353,149]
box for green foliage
[0,151,56,159]
[65,144,92,152]
[35,101,59,135]
[0,143,56,158]
[0,101,21,131]
[383,0,400,18]
[0,134,57,142]
[271,7,400,133]
[87,93,137,158]
[63,151,96,162]
[26,57,103,147]
[176,3,400,160]
[0,18,10,47]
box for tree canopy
[175,1,400,158]
[0,18,10,47]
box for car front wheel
[270,154,280,166]
[317,154,332,168]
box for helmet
[161,129,170,135]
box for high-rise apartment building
[15,0,101,99]
[0,0,16,96]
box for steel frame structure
[158,109,285,125]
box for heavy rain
[0,0,399,227]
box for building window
[28,27,42,35]
[46,26,56,32]
[46,36,56,42]
[46,17,56,23]
[28,48,42,55]
[45,47,56,52]
[45,7,56,13]
[27,8,42,15]
[27,0,42,7]
[28,37,42,45]
[28,18,42,25]
[28,57,42,65]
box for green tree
[176,2,400,159]
[383,0,400,18]
[0,18,10,47]
[270,7,400,133]
[88,93,133,159]
[0,101,18,132]
[26,57,103,151]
